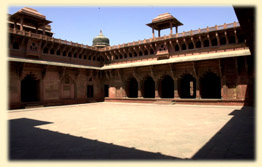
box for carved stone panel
[44,80,59,100]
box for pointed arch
[21,73,40,102]
[126,77,138,98]
[178,74,196,98]
[159,75,174,98]
[200,71,221,99]
[142,76,155,98]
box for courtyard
[8,102,254,160]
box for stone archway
[21,74,40,102]
[126,77,138,98]
[200,72,221,99]
[160,75,174,98]
[179,74,196,98]
[143,76,155,98]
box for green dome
[92,30,110,48]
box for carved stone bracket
[132,67,138,79]
[42,40,48,50]
[149,66,155,79]
[59,66,66,79]
[192,62,198,77]
[105,70,110,80]
[116,69,123,81]
[74,68,81,80]
[168,63,176,79]
[17,62,25,79]
[88,70,94,81]
[169,40,174,50]
[109,69,113,79]
[42,65,49,79]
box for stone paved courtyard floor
[8,102,254,160]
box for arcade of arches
[124,72,222,99]
[9,56,253,109]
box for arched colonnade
[125,71,221,99]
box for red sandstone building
[8,7,254,109]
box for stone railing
[9,21,240,53]
[9,28,97,50]
[100,22,240,51]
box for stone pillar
[109,86,116,98]
[225,31,229,44]
[196,77,201,99]
[122,83,127,98]
[152,28,155,38]
[20,16,24,31]
[36,26,39,33]
[234,29,239,44]
[39,78,44,102]
[14,21,17,30]
[176,26,178,33]
[158,30,161,37]
[221,75,225,99]
[174,77,179,99]
[170,22,173,35]
[43,25,46,35]
[137,80,142,98]
[155,80,159,98]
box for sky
[8,6,238,46]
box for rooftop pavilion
[9,7,52,35]
[147,13,183,38]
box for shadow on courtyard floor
[9,106,255,160]
[192,106,255,160]
[9,118,180,160]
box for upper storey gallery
[8,7,248,68]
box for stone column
[36,26,39,33]
[109,86,116,98]
[221,75,225,99]
[196,77,201,99]
[225,31,229,44]
[122,83,127,98]
[43,25,46,35]
[158,30,161,37]
[137,80,142,98]
[20,16,24,31]
[152,28,155,38]
[176,26,178,34]
[174,77,179,99]
[39,78,44,103]
[234,29,239,44]
[170,22,173,35]
[155,80,159,98]
[14,21,17,30]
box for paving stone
[8,103,254,160]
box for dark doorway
[127,77,138,98]
[200,72,221,99]
[179,74,196,98]
[13,41,19,49]
[160,75,174,98]
[212,38,218,46]
[220,37,226,45]
[143,77,155,98]
[104,85,109,97]
[21,74,40,102]
[87,85,94,98]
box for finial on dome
[100,30,102,35]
